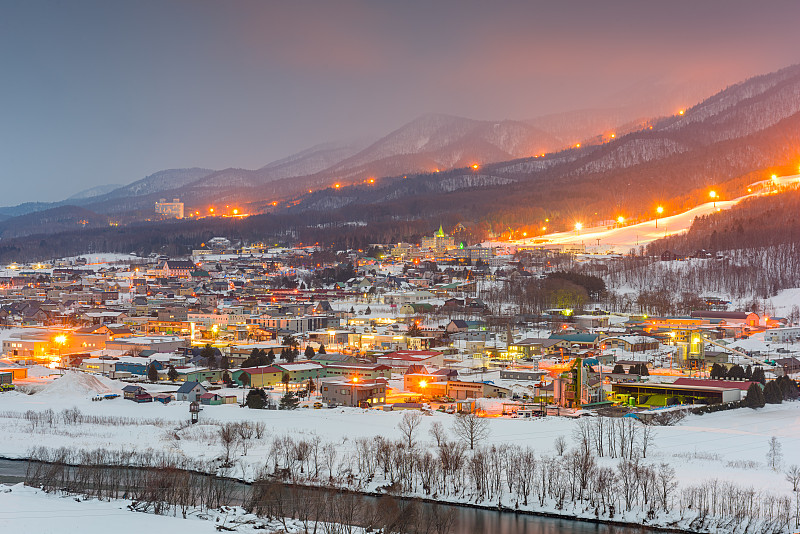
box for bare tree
[767,436,783,470]
[398,411,423,449]
[236,421,255,455]
[640,423,655,458]
[219,422,238,465]
[786,465,800,528]
[429,420,447,447]
[452,413,490,450]
[554,435,567,456]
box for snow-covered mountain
[67,183,123,200]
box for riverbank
[0,456,723,534]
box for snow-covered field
[1,372,798,496]
[0,483,354,534]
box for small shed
[133,391,153,403]
[153,393,173,404]
[199,392,224,406]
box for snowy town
[5,3,800,533]
[1,234,800,532]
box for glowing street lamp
[54,334,67,372]
[574,222,583,232]
[655,206,663,228]
[709,190,716,209]
[617,216,624,226]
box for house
[236,366,283,388]
[311,352,359,366]
[766,327,800,343]
[601,335,659,353]
[446,380,511,400]
[689,311,759,327]
[323,363,392,381]
[377,350,445,372]
[179,368,225,383]
[319,378,387,407]
[274,361,326,383]
[175,381,207,402]
[445,319,487,334]
[508,338,567,358]
[775,357,800,375]
[548,333,601,350]
[122,384,147,400]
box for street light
[617,216,624,226]
[709,190,716,209]
[655,206,663,228]
[54,334,67,373]
[574,222,583,232]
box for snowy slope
[500,173,800,252]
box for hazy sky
[2,0,800,205]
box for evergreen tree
[243,348,260,368]
[222,370,231,384]
[240,372,251,388]
[220,353,229,370]
[285,349,297,363]
[304,345,315,358]
[282,335,298,351]
[764,381,783,404]
[777,376,800,400]
[612,363,625,374]
[365,306,371,315]
[266,349,275,364]
[167,365,178,381]
[246,388,267,409]
[201,344,216,369]
[752,367,766,384]
[711,363,728,379]
[744,382,766,409]
[628,364,639,375]
[280,391,300,410]
[745,365,753,381]
[728,364,745,381]
[147,362,159,382]
[318,344,326,354]
[639,364,650,376]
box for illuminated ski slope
[499,173,800,253]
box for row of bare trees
[23,413,796,533]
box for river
[0,458,668,534]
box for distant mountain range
[0,105,661,225]
[2,64,800,253]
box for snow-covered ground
[0,483,355,534]
[1,371,798,496]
